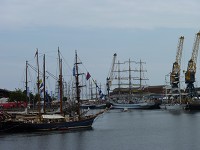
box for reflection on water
[1,109,200,150]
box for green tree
[9,88,26,102]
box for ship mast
[124,59,136,96]
[35,49,41,120]
[117,60,121,95]
[115,60,125,95]
[75,50,81,119]
[25,60,28,108]
[58,48,63,114]
[43,54,46,113]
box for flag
[39,82,44,89]
[99,89,102,95]
[86,72,91,80]
[39,79,44,95]
[40,88,44,93]
[100,93,104,99]
[39,79,42,84]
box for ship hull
[0,115,97,133]
[160,104,186,110]
[80,103,107,109]
[184,103,200,111]
[110,102,160,109]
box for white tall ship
[106,53,159,109]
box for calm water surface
[1,109,200,150]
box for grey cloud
[0,0,200,29]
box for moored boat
[0,50,106,133]
[106,54,161,110]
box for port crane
[106,53,117,97]
[170,36,184,93]
[185,31,200,98]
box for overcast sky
[1,0,200,93]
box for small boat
[121,108,129,112]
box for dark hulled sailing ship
[0,50,105,133]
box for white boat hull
[161,104,186,110]
[111,102,157,109]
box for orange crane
[185,31,200,98]
[170,36,184,92]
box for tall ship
[106,53,160,109]
[0,50,105,133]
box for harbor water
[1,109,200,150]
